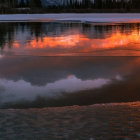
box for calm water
[0,21,140,139]
[0,22,140,108]
[1,22,140,56]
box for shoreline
[0,13,140,23]
[0,101,139,139]
[1,101,140,110]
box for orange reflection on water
[27,31,140,49]
[12,29,140,56]
[13,42,20,48]
[27,34,89,48]
[92,30,140,49]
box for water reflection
[0,22,140,108]
[0,56,140,108]
[0,76,112,103]
[1,22,140,56]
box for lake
[0,21,140,140]
[1,22,140,56]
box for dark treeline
[0,0,42,8]
[1,0,140,13]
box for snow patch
[0,14,140,23]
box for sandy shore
[0,13,140,23]
[0,102,140,140]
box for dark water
[0,21,140,140]
[0,56,140,109]
[0,22,140,108]
[1,22,140,56]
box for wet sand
[0,102,140,140]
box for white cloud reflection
[0,75,122,104]
[0,54,4,59]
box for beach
[0,102,140,140]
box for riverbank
[0,13,140,23]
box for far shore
[2,8,140,14]
[0,13,140,23]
